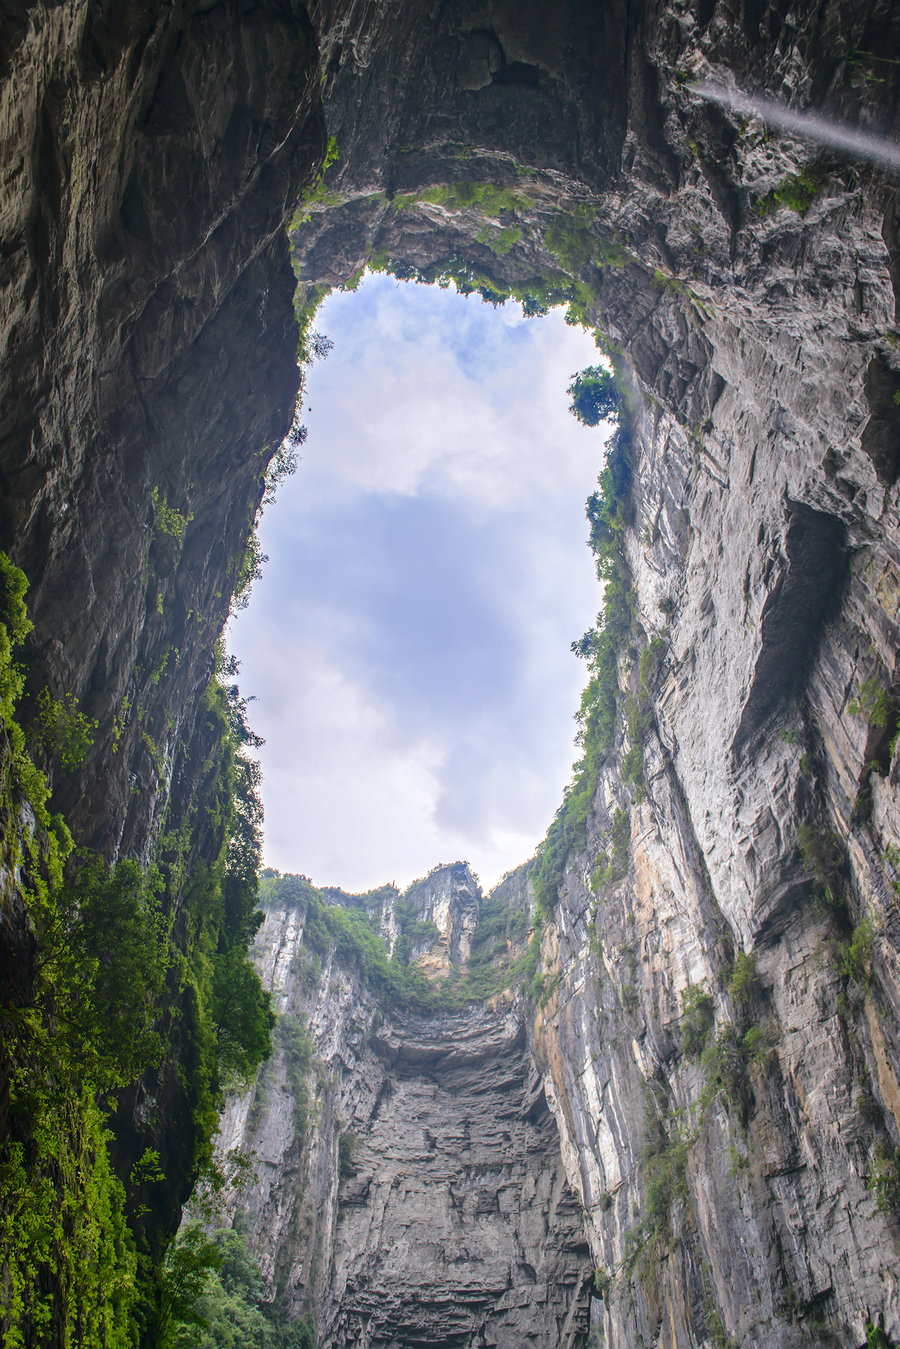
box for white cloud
[229,273,606,894]
[304,280,605,508]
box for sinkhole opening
[228,271,614,892]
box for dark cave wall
[0,0,325,860]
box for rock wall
[0,0,324,858]
[217,870,592,1348]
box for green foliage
[0,563,273,1345]
[797,824,844,903]
[621,740,645,799]
[639,637,667,691]
[0,554,36,762]
[756,168,819,216]
[592,1266,611,1299]
[772,168,819,213]
[841,915,876,986]
[728,952,760,1019]
[589,808,631,891]
[475,223,522,255]
[868,1148,900,1215]
[849,678,893,729]
[322,135,339,171]
[34,686,98,769]
[700,1024,748,1111]
[211,941,275,1092]
[741,1021,777,1067]
[866,1320,892,1349]
[38,855,172,1089]
[299,876,434,1007]
[167,1226,314,1348]
[338,1131,358,1177]
[567,365,620,427]
[0,1093,138,1348]
[404,180,533,216]
[264,870,543,1010]
[643,1135,689,1236]
[681,983,715,1058]
[534,429,633,918]
[263,442,300,508]
[152,486,193,541]
[232,532,268,612]
[545,206,598,272]
[277,1012,313,1145]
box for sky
[227,271,610,894]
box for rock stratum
[2,0,900,1346]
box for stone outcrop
[3,0,900,1345]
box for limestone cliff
[216,869,592,1347]
[2,0,900,1346]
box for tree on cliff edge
[567,365,620,426]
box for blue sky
[228,272,610,892]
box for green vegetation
[289,137,341,227]
[865,1320,892,1349]
[231,533,268,613]
[338,1131,358,1177]
[0,552,275,1345]
[797,824,845,905]
[534,419,634,918]
[868,1147,900,1215]
[756,168,820,217]
[589,808,631,891]
[681,983,715,1058]
[840,915,876,986]
[642,1133,689,1238]
[475,223,522,255]
[395,179,533,217]
[34,686,98,769]
[848,677,893,729]
[166,1226,314,1348]
[152,486,193,542]
[592,1266,611,1299]
[259,870,544,1010]
[728,952,761,1015]
[567,365,619,426]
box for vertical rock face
[0,0,325,858]
[403,860,481,971]
[217,869,593,1347]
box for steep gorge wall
[3,0,900,1345]
[216,870,593,1347]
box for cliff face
[217,870,592,1347]
[0,0,324,859]
[4,0,900,1346]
